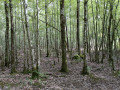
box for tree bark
[9,0,16,73]
[45,0,49,57]
[82,0,89,75]
[4,1,9,67]
[23,0,33,70]
[60,0,68,72]
[77,0,80,55]
[108,0,114,70]
[35,0,39,71]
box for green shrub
[72,54,80,60]
[89,73,104,82]
[72,54,84,62]
[80,54,84,59]
[32,71,47,80]
[32,71,39,79]
[113,70,120,77]
[87,66,91,73]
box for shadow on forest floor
[0,51,120,90]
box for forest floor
[0,51,120,90]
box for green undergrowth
[22,69,32,74]
[81,66,91,75]
[21,69,48,80]
[113,70,120,77]
[88,73,104,82]
[32,79,45,88]
[31,71,47,80]
[0,80,19,89]
[72,54,84,62]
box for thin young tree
[108,0,114,70]
[4,1,9,67]
[45,0,49,57]
[23,0,33,70]
[77,0,80,55]
[82,0,89,75]
[35,0,39,71]
[20,0,27,72]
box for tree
[35,0,39,71]
[4,1,9,67]
[107,0,114,70]
[82,0,89,75]
[9,0,16,73]
[77,0,80,55]
[20,0,27,72]
[23,0,33,70]
[60,0,68,72]
[45,0,49,57]
[9,0,15,72]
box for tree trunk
[77,0,80,55]
[9,0,16,73]
[4,1,9,67]
[82,0,89,75]
[108,0,114,70]
[35,0,39,72]
[23,0,33,70]
[60,0,68,72]
[21,0,27,72]
[45,0,49,57]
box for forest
[0,0,120,89]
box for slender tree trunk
[101,0,107,63]
[65,21,69,52]
[82,0,89,75]
[91,0,95,61]
[9,0,16,73]
[60,0,68,72]
[69,0,72,60]
[57,0,60,62]
[45,0,49,57]
[14,7,18,67]
[23,0,33,70]
[35,0,39,72]
[108,0,114,70]
[21,0,26,72]
[77,0,80,55]
[95,0,99,63]
[4,1,9,67]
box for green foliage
[29,79,33,85]
[72,54,84,62]
[32,71,47,80]
[22,69,32,74]
[87,66,91,73]
[39,73,47,79]
[32,71,39,79]
[113,70,120,77]
[80,54,84,59]
[72,54,80,60]
[81,66,89,75]
[32,80,43,88]
[88,73,104,82]
[0,80,19,89]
